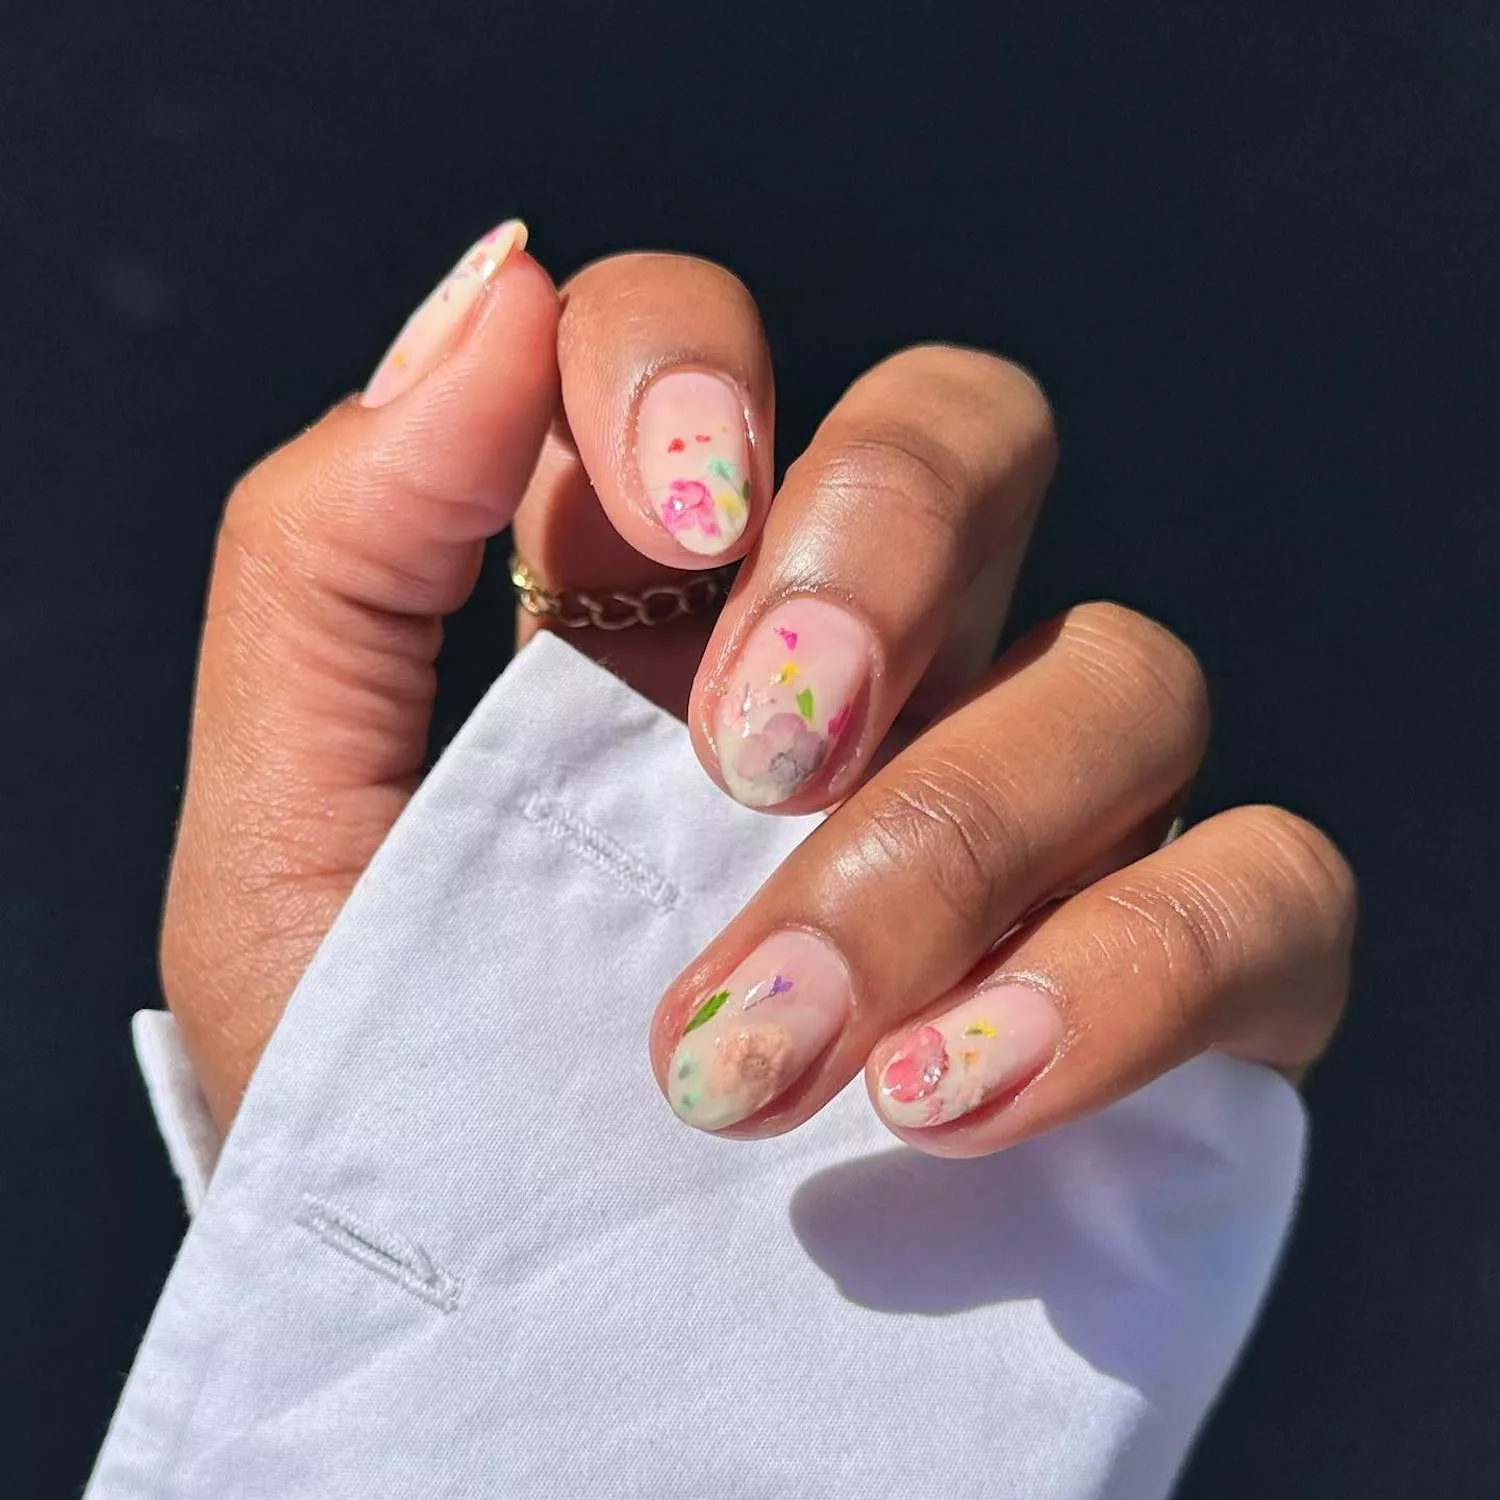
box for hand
[162,224,1354,1150]
[523,255,1354,1149]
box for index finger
[551,252,776,568]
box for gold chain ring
[509,555,738,631]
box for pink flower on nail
[883,1026,950,1104]
[732,711,827,797]
[661,479,721,538]
[708,1025,796,1104]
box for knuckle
[218,441,329,588]
[1233,804,1359,949]
[799,346,1058,567]
[854,754,1030,933]
[1059,602,1211,742]
[875,345,1056,434]
[220,455,281,551]
[1101,805,1357,1055]
[561,254,759,358]
[874,345,1059,483]
[1106,871,1238,992]
[569,250,752,299]
[811,424,972,541]
[1214,804,1356,1055]
[216,424,472,617]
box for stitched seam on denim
[521,792,680,910]
[294,1195,462,1313]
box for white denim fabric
[90,632,1305,1500]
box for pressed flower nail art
[878,985,1064,1129]
[715,599,869,808]
[363,219,527,408]
[668,931,852,1131]
[636,371,752,555]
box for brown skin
[162,246,1352,1139]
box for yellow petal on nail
[960,1048,981,1068]
[963,1019,998,1037]
[773,662,801,685]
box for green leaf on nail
[683,989,731,1035]
[741,479,751,502]
[706,456,734,480]
[796,688,815,722]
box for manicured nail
[636,370,752,555]
[667,931,851,1132]
[877,985,1063,1129]
[362,219,527,408]
[714,599,869,808]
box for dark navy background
[6,2,1498,1493]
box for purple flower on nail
[731,711,827,798]
[661,479,721,539]
[740,973,794,1012]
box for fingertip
[446,245,562,403]
[224,222,567,624]
[362,219,550,408]
[553,253,775,572]
[353,235,562,537]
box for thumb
[163,221,559,1126]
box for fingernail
[635,370,752,555]
[714,599,869,808]
[362,218,528,408]
[877,985,1063,1129]
[667,931,851,1132]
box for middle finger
[693,343,1057,811]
